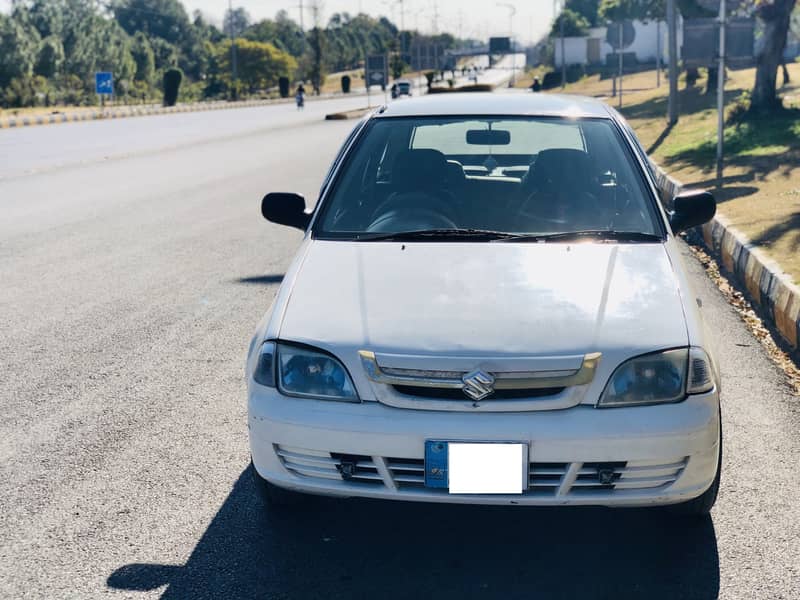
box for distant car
[391,79,412,99]
[249,93,721,516]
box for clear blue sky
[0,0,556,43]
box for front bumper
[248,387,720,507]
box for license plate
[424,441,528,494]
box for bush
[279,76,289,98]
[178,80,204,104]
[162,68,183,107]
[726,91,751,125]
[341,74,351,94]
[541,71,560,89]
[3,75,50,108]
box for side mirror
[669,189,716,234]
[261,192,311,230]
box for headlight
[252,341,358,402]
[598,347,714,407]
[599,348,685,407]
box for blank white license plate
[448,443,528,494]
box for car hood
[278,240,688,362]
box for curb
[325,107,372,120]
[0,92,367,130]
[653,163,800,351]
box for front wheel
[250,460,307,509]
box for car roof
[375,92,614,119]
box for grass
[557,62,800,282]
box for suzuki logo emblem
[461,370,495,401]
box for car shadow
[234,274,285,285]
[108,466,720,599]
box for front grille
[276,445,688,496]
[276,445,383,486]
[386,457,425,489]
[392,386,565,400]
[529,462,570,494]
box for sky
[0,0,556,44]
[183,0,556,44]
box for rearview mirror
[261,192,311,230]
[669,190,716,234]
[466,129,511,145]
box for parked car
[248,93,721,516]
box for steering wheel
[366,207,458,232]
[514,191,604,230]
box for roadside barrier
[0,92,366,130]
[654,164,800,351]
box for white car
[248,93,721,516]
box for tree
[130,31,155,83]
[598,0,664,22]
[223,7,251,37]
[0,13,41,89]
[306,25,326,94]
[216,38,297,94]
[35,35,65,78]
[550,9,591,37]
[751,0,798,112]
[113,0,191,47]
[566,0,602,26]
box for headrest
[392,149,448,191]
[528,149,594,193]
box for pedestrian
[531,77,541,93]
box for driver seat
[367,150,458,230]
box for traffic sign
[95,72,113,96]
[366,55,387,89]
[606,21,635,49]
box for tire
[250,460,307,509]
[666,425,722,518]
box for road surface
[0,96,799,599]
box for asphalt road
[1,97,799,600]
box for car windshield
[316,116,662,240]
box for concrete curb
[653,163,800,351]
[325,107,372,120]
[0,92,366,130]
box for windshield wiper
[357,228,519,242]
[494,230,664,243]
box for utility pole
[432,0,439,34]
[716,0,726,185]
[667,0,678,124]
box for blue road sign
[95,72,114,95]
